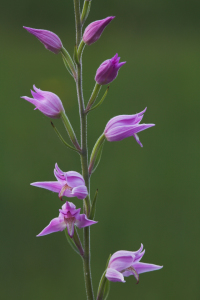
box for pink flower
[31,163,88,200]
[95,53,126,85]
[23,27,62,54]
[106,244,163,283]
[104,108,155,147]
[37,201,97,237]
[83,17,115,45]
[21,85,64,119]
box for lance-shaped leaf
[89,134,105,175]
[61,47,77,79]
[81,0,91,25]
[86,86,109,113]
[89,189,98,220]
[65,228,81,256]
[73,45,80,65]
[51,122,80,153]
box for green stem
[73,1,94,299]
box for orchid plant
[22,1,162,299]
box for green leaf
[92,140,105,174]
[87,86,109,113]
[103,279,110,300]
[62,54,73,77]
[73,45,79,65]
[105,254,111,269]
[89,189,98,220]
[64,228,81,256]
[51,122,80,153]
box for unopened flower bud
[23,27,62,54]
[83,16,115,45]
[95,53,126,85]
[21,85,64,118]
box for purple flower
[23,27,62,54]
[37,201,97,237]
[83,16,115,45]
[21,85,64,119]
[104,108,155,147]
[31,163,88,200]
[95,53,126,85]
[105,244,163,283]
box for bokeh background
[1,0,200,299]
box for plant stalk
[73,1,94,299]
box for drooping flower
[105,244,163,283]
[95,53,126,85]
[23,27,62,54]
[31,163,88,200]
[83,16,115,45]
[21,85,64,119]
[37,201,97,237]
[104,108,155,147]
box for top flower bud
[83,16,115,45]
[95,54,126,85]
[23,27,62,54]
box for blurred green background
[1,0,200,299]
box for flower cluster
[22,3,162,299]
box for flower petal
[105,108,147,132]
[65,171,85,188]
[75,214,97,228]
[37,217,66,236]
[133,262,163,274]
[109,254,134,272]
[105,268,125,282]
[31,181,62,193]
[71,185,88,199]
